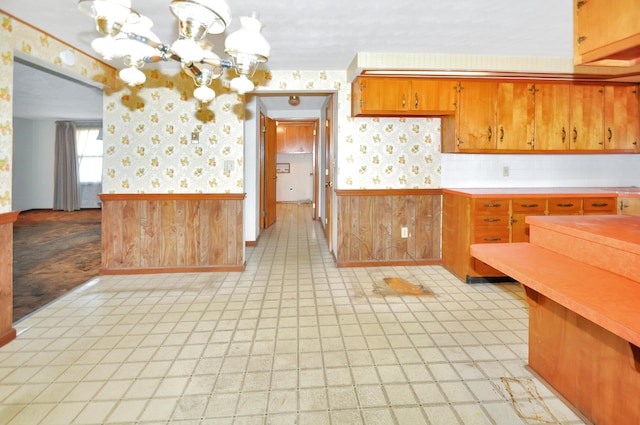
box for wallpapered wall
[1,11,442,209]
[0,11,116,214]
[102,68,443,194]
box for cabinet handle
[607,128,613,143]
[556,203,574,207]
[573,127,578,143]
[561,127,566,143]
[499,127,504,143]
[591,203,609,207]
[483,237,502,242]
[415,93,419,109]
[488,126,492,142]
[577,35,587,45]
[483,203,502,208]
[521,203,539,208]
[402,93,406,108]
[621,201,627,210]
[483,218,502,222]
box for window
[76,127,103,183]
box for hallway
[0,204,584,424]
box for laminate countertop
[443,186,640,198]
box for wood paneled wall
[100,194,245,274]
[336,190,442,267]
[0,211,19,347]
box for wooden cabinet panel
[548,198,582,215]
[619,197,640,216]
[276,122,315,154]
[511,198,546,243]
[456,81,498,151]
[604,85,640,151]
[534,83,572,150]
[571,85,605,150]
[583,197,617,215]
[410,79,457,114]
[496,82,535,150]
[352,76,456,116]
[574,0,640,66]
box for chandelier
[78,0,270,103]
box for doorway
[255,93,335,253]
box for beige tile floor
[0,203,586,425]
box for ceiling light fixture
[78,0,270,103]
[288,95,300,106]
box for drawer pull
[591,203,609,207]
[556,203,574,207]
[521,203,539,208]
[483,237,502,242]
[483,203,502,208]
[483,218,502,222]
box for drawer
[473,214,510,227]
[583,197,616,214]
[473,227,510,243]
[548,198,581,215]
[474,198,509,213]
[512,198,546,213]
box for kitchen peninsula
[471,214,640,425]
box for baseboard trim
[100,265,245,275]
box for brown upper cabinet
[351,76,457,116]
[574,0,640,66]
[276,121,315,154]
[455,81,534,151]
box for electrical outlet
[401,227,409,238]
[502,166,509,177]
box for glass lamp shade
[79,0,135,36]
[170,0,232,36]
[225,15,270,76]
[119,64,146,86]
[171,38,205,63]
[230,75,255,95]
[194,85,216,103]
[91,35,119,60]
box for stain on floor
[372,277,435,297]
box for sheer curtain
[53,121,80,211]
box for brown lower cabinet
[442,191,617,283]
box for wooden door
[534,83,571,150]
[496,82,535,150]
[264,117,277,228]
[259,113,266,230]
[457,81,497,151]
[604,85,639,150]
[324,96,334,251]
[410,79,457,114]
[571,84,604,150]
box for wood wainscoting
[0,211,19,347]
[100,193,245,274]
[336,189,442,267]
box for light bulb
[91,35,120,60]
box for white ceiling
[2,0,574,120]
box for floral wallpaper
[253,71,442,190]
[0,11,116,213]
[101,69,442,194]
[0,10,442,209]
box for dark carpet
[12,209,101,322]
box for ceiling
[2,0,574,120]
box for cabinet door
[410,79,457,114]
[575,0,640,65]
[456,81,497,151]
[604,85,639,151]
[511,198,546,243]
[276,123,314,154]
[352,77,410,115]
[534,83,572,150]
[571,85,604,150]
[619,197,640,216]
[496,82,535,150]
